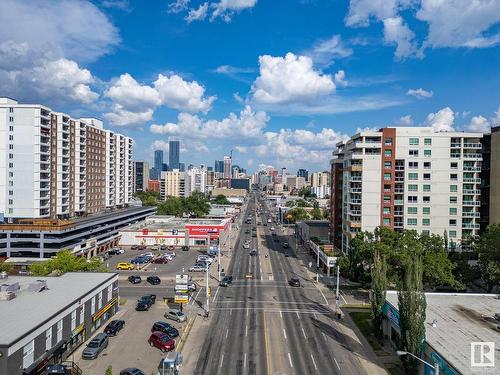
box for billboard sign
[174,295,189,304]
[175,274,189,285]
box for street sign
[175,285,189,292]
[174,294,189,304]
[176,274,189,285]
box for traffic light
[207,287,212,296]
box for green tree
[371,245,388,340]
[336,255,350,274]
[310,207,323,220]
[134,191,160,205]
[0,262,13,273]
[296,199,309,208]
[476,224,500,292]
[157,197,184,216]
[30,250,105,276]
[285,200,296,208]
[212,194,230,205]
[143,195,157,206]
[184,191,210,217]
[397,254,427,375]
[285,207,309,223]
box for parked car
[151,321,179,338]
[160,245,167,251]
[181,245,189,251]
[139,294,156,305]
[128,275,142,284]
[219,275,233,287]
[165,251,176,258]
[131,245,139,250]
[137,245,146,251]
[104,320,125,336]
[130,257,148,265]
[81,333,108,359]
[152,257,168,264]
[243,243,250,249]
[116,262,134,270]
[142,252,155,258]
[167,245,175,251]
[197,255,213,263]
[164,309,187,323]
[148,332,176,352]
[245,272,254,279]
[119,368,145,375]
[188,281,197,292]
[250,249,258,256]
[147,276,161,285]
[189,263,207,272]
[136,301,150,311]
[108,248,124,255]
[288,277,301,287]
[150,245,160,251]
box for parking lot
[75,298,194,375]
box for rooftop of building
[0,272,117,346]
[298,220,330,227]
[385,291,500,375]
[122,215,230,231]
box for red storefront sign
[186,225,224,236]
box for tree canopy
[475,223,500,292]
[212,194,231,205]
[29,250,105,276]
[157,191,210,218]
[285,207,309,223]
[134,191,160,206]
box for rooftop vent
[28,280,48,293]
[0,291,16,301]
[0,271,7,279]
[0,282,20,292]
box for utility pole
[316,245,320,283]
[218,239,221,281]
[335,264,340,314]
[205,263,209,315]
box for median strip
[177,314,197,353]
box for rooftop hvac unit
[28,280,48,292]
[0,291,16,301]
[0,282,20,292]
[0,271,7,279]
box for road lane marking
[244,353,247,370]
[340,291,348,304]
[301,327,307,339]
[225,329,229,339]
[334,358,340,370]
[282,328,287,339]
[245,325,248,337]
[279,311,283,319]
[212,286,220,302]
[263,312,270,375]
[288,353,293,368]
[310,354,318,371]
[191,287,203,305]
[296,311,300,319]
[313,282,329,305]
[219,354,224,369]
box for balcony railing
[463,178,481,183]
[462,212,480,217]
[464,167,481,171]
[463,143,482,148]
[463,201,481,206]
[394,200,404,205]
[462,223,480,229]
[463,154,482,159]
[463,189,481,194]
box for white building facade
[333,127,483,252]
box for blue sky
[1,0,499,172]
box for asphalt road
[194,192,371,375]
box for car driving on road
[288,277,301,287]
[116,262,134,270]
[147,275,161,285]
[219,275,233,287]
[128,275,142,284]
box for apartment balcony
[349,199,362,204]
[394,199,404,205]
[463,153,482,159]
[40,109,51,119]
[464,166,481,172]
[462,212,480,218]
[450,153,461,158]
[463,178,481,183]
[39,200,50,209]
[463,143,482,148]
[395,177,404,182]
[40,208,50,216]
[462,223,480,229]
[463,189,481,195]
[463,200,481,206]
[350,188,362,193]
[395,166,405,171]
[40,146,50,155]
[394,211,404,217]
[394,221,404,228]
[40,182,50,190]
[40,164,50,172]
[349,210,361,216]
[39,173,50,181]
[395,188,404,193]
[450,143,461,148]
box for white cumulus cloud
[399,115,413,125]
[251,53,335,104]
[211,0,258,21]
[407,88,433,99]
[425,107,455,132]
[334,70,348,87]
[467,115,491,133]
[383,16,418,59]
[186,2,209,23]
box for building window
[384,161,392,169]
[383,207,391,214]
[9,116,14,122]
[424,138,432,145]
[98,291,103,309]
[408,184,418,192]
[422,207,431,215]
[23,340,34,369]
[449,219,457,226]
[385,138,393,145]
[91,296,96,314]
[422,218,430,226]
[9,125,13,131]
[450,174,458,181]
[423,173,431,180]
[449,230,457,238]
[46,327,53,351]
[424,162,431,169]
[9,135,13,141]
[450,207,457,215]
[80,306,84,324]
[9,107,13,113]
[408,207,418,214]
[408,196,418,203]
[57,319,63,342]
[384,173,391,180]
[408,173,418,180]
[450,196,457,204]
[409,138,419,145]
[409,149,419,157]
[423,184,430,192]
[424,150,432,157]
[450,162,458,169]
[383,195,391,203]
[423,196,430,203]
[422,230,430,236]
[408,162,418,169]
[71,310,77,330]
[384,149,392,157]
[383,218,391,226]
[450,185,458,192]
[108,285,112,301]
[407,218,417,226]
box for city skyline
[0,1,498,172]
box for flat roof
[385,291,500,375]
[122,216,230,231]
[0,272,117,346]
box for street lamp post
[396,351,439,375]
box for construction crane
[230,149,233,159]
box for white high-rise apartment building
[160,170,185,199]
[0,99,133,221]
[332,127,483,252]
[223,156,232,179]
[185,165,207,195]
[311,171,330,188]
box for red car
[148,332,175,352]
[152,257,168,264]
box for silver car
[164,309,187,323]
[81,333,108,359]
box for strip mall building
[119,216,232,248]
